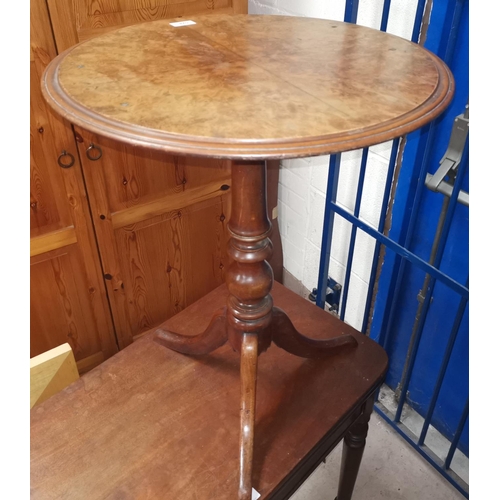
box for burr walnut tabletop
[42,14,454,159]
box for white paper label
[252,489,261,500]
[169,20,196,27]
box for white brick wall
[248,0,419,329]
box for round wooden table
[42,14,454,500]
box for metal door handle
[57,150,75,168]
[86,143,102,161]
[425,102,469,206]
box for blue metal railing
[419,279,469,445]
[314,1,469,497]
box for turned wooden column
[225,161,274,499]
[225,161,274,354]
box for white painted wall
[248,0,419,330]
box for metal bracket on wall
[425,103,469,206]
[309,277,342,314]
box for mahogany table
[39,14,454,500]
[31,282,387,500]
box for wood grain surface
[47,0,248,52]
[42,14,454,159]
[73,127,232,348]
[31,282,388,500]
[30,0,118,370]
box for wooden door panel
[30,226,78,257]
[47,0,247,52]
[88,133,231,214]
[31,0,118,371]
[76,127,231,348]
[31,246,104,366]
[115,196,229,341]
[29,135,70,233]
[79,0,232,41]
[30,28,72,233]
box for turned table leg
[226,161,274,500]
[239,333,259,499]
[336,395,375,500]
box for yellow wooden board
[30,343,79,408]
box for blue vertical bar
[418,283,469,445]
[443,1,465,63]
[435,0,465,63]
[316,154,341,309]
[380,0,392,32]
[394,143,469,422]
[445,399,469,469]
[339,148,368,321]
[411,0,428,42]
[344,0,359,24]
[361,139,399,334]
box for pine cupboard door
[74,129,231,348]
[43,0,241,349]
[30,0,118,372]
[46,0,248,52]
